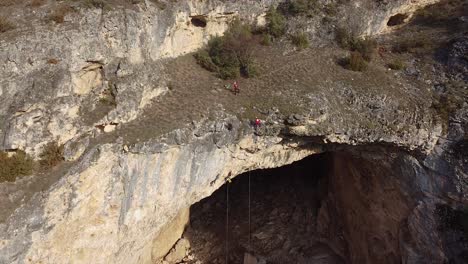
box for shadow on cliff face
[181,153,345,264]
[161,149,467,264]
[435,204,468,263]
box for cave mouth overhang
[158,141,467,264]
[182,152,339,263]
[151,138,468,263]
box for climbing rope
[225,173,252,263]
[248,170,252,253]
[225,180,230,264]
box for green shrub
[279,0,319,16]
[261,33,272,46]
[39,142,64,169]
[335,28,377,61]
[194,50,218,72]
[207,36,239,68]
[388,59,406,70]
[291,32,309,49]
[195,20,257,79]
[241,63,258,78]
[353,37,377,62]
[219,66,240,80]
[343,51,368,72]
[0,151,35,182]
[335,27,354,49]
[266,7,286,38]
[223,20,255,67]
[0,17,14,33]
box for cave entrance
[182,153,345,264]
[190,16,207,28]
[387,13,409,26]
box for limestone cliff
[0,0,466,263]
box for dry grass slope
[0,16,14,33]
[291,32,309,49]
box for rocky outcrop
[317,115,468,263]
[2,108,466,263]
[0,116,323,264]
[340,0,440,35]
[0,0,271,156]
[0,0,441,156]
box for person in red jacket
[254,118,261,129]
[233,81,240,95]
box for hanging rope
[248,170,252,253]
[225,180,230,264]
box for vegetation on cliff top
[195,4,314,79]
[265,6,286,38]
[195,20,258,79]
[334,26,378,72]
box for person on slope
[254,118,261,129]
[233,80,240,95]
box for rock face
[345,145,465,262]
[315,103,468,263]
[2,111,466,263]
[0,0,271,156]
[1,0,466,264]
[363,0,440,34]
[0,0,439,156]
[319,151,451,263]
[0,116,321,264]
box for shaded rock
[447,36,468,81]
[164,238,190,263]
[62,136,90,161]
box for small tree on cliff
[195,19,258,79]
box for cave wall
[327,152,413,263]
[318,149,465,263]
